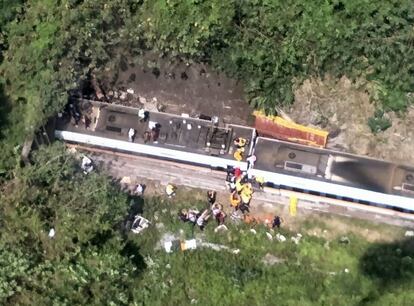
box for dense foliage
[1,1,413,163]
[1,3,414,303]
[0,144,143,304]
[0,144,414,304]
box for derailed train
[54,100,414,212]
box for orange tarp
[253,111,328,148]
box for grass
[126,196,414,306]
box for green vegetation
[1,2,414,304]
[1,1,413,164]
[368,109,392,134]
[1,144,413,305]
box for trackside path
[67,144,414,228]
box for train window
[106,126,122,133]
[402,183,414,193]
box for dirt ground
[290,76,414,165]
[97,58,413,165]
[126,178,405,243]
[99,55,254,126]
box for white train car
[55,99,414,213]
[250,137,414,211]
[55,130,249,171]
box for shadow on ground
[359,237,414,303]
[0,84,12,141]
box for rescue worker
[135,184,144,196]
[143,131,151,143]
[234,137,247,148]
[128,128,136,142]
[234,167,242,178]
[239,202,250,214]
[242,183,254,197]
[230,191,241,210]
[151,125,160,142]
[166,184,176,198]
[272,215,283,229]
[211,203,223,217]
[178,209,189,222]
[229,176,236,193]
[138,108,149,122]
[235,177,244,194]
[207,190,217,206]
[81,156,93,174]
[240,191,252,207]
[255,176,265,190]
[233,149,243,161]
[225,168,235,191]
[187,209,199,225]
[215,211,226,225]
[211,203,226,226]
[196,209,211,230]
[69,103,81,126]
[246,154,256,169]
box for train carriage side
[250,137,414,211]
[54,100,254,171]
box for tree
[0,144,144,305]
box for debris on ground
[155,223,165,230]
[275,233,287,242]
[163,238,198,253]
[250,229,257,235]
[161,234,240,254]
[262,253,285,266]
[120,176,132,184]
[266,232,273,240]
[135,183,145,196]
[339,236,351,244]
[198,241,240,254]
[166,183,177,198]
[131,215,151,234]
[81,155,94,174]
[214,225,228,233]
[291,233,303,245]
[405,231,414,237]
[48,228,55,239]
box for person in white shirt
[128,128,135,142]
[246,154,257,169]
[135,184,144,196]
[81,156,93,174]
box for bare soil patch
[100,54,254,126]
[290,76,414,164]
[96,57,413,164]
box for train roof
[254,137,414,198]
[55,100,255,161]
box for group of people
[128,108,161,144]
[226,166,258,216]
[233,137,248,161]
[60,101,91,130]
[177,190,227,231]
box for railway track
[66,143,414,228]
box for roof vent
[284,161,317,175]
